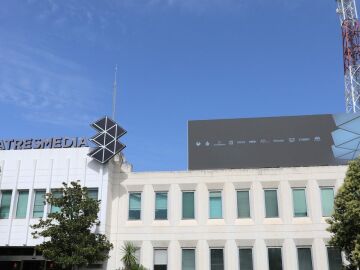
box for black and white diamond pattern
[88,116,126,164]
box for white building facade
[0,147,348,270]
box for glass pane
[210,249,224,270]
[265,190,279,218]
[268,248,283,270]
[154,249,167,265]
[50,190,62,213]
[237,191,250,218]
[182,249,195,270]
[182,192,195,219]
[297,248,313,270]
[16,190,29,218]
[327,247,343,270]
[239,249,253,270]
[321,188,335,217]
[0,191,12,219]
[134,248,140,263]
[155,192,167,220]
[88,189,98,200]
[209,192,222,219]
[33,190,46,218]
[293,189,307,217]
[154,266,167,270]
[129,193,141,220]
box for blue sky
[0,0,349,171]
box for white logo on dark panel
[88,116,126,164]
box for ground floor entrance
[0,247,55,270]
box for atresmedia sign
[0,116,126,165]
[188,113,360,170]
[0,137,88,150]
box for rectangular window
[182,249,195,270]
[265,190,279,218]
[327,247,343,270]
[155,192,168,220]
[321,188,335,217]
[210,249,224,270]
[50,190,62,213]
[209,191,222,219]
[154,249,167,270]
[237,190,251,218]
[129,192,141,220]
[293,189,307,217]
[33,190,46,218]
[0,190,12,219]
[239,248,253,270]
[297,248,313,270]
[87,188,98,200]
[134,247,140,264]
[16,190,29,218]
[182,191,195,219]
[268,247,283,270]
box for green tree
[31,181,113,270]
[327,158,360,270]
[120,242,148,270]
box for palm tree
[120,242,148,270]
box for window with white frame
[239,248,253,270]
[129,192,141,220]
[182,191,195,219]
[209,191,222,219]
[297,247,313,270]
[321,187,335,217]
[268,247,283,270]
[154,249,167,270]
[155,192,168,220]
[0,190,12,219]
[237,190,251,218]
[182,248,195,270]
[210,248,224,270]
[292,188,308,217]
[264,189,279,218]
[16,190,29,219]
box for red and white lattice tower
[336,0,360,113]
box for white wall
[108,165,347,270]
[0,148,110,247]
[0,148,348,270]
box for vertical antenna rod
[336,0,360,113]
[112,64,118,120]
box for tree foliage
[327,158,360,269]
[31,181,113,270]
[120,242,148,270]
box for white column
[253,181,264,224]
[170,184,181,226]
[225,239,239,270]
[280,181,292,224]
[113,240,124,270]
[283,238,297,270]
[141,240,153,270]
[224,183,236,225]
[313,238,328,270]
[143,184,154,226]
[168,240,181,270]
[197,240,209,270]
[254,239,268,270]
[308,179,321,223]
[197,183,208,225]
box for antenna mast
[112,64,118,120]
[336,0,360,113]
